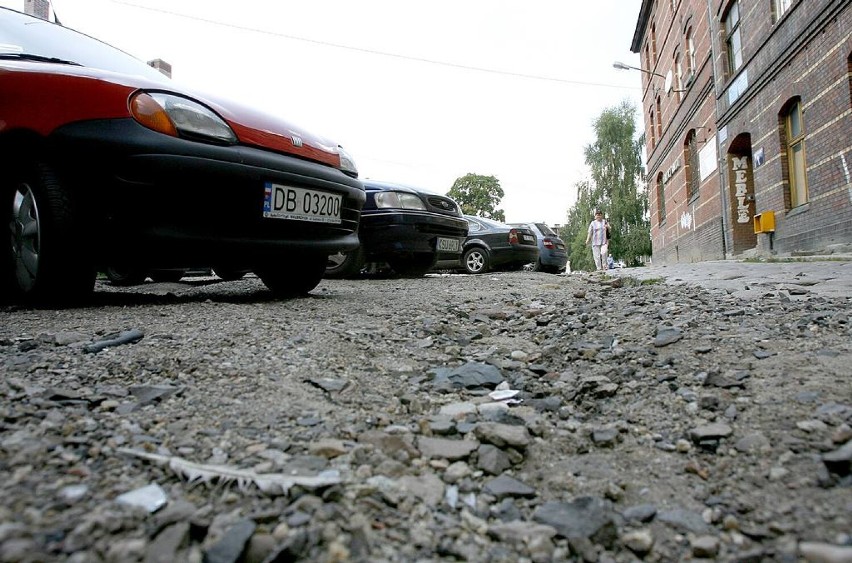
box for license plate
[262,183,342,224]
[437,237,460,252]
[522,234,536,243]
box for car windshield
[474,216,508,229]
[0,8,169,83]
[536,223,557,237]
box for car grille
[417,223,467,237]
[426,196,460,216]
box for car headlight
[374,191,426,210]
[130,92,237,144]
[337,145,358,177]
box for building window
[782,99,808,208]
[649,110,657,149]
[656,173,666,225]
[685,130,700,201]
[724,1,743,75]
[655,96,663,141]
[848,52,852,107]
[674,52,683,102]
[651,23,657,65]
[772,0,792,22]
[685,27,696,80]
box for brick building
[631,0,852,262]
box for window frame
[651,23,658,65]
[674,51,683,102]
[685,130,700,202]
[773,0,792,22]
[649,109,657,149]
[783,99,808,208]
[685,27,696,80]
[656,172,666,225]
[655,96,663,141]
[723,1,743,76]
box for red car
[1,7,365,304]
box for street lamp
[612,61,666,80]
[613,60,685,93]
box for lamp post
[613,60,687,95]
[612,61,666,80]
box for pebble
[1,271,849,561]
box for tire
[255,255,326,297]
[325,247,365,279]
[531,259,544,272]
[150,269,188,283]
[387,253,436,278]
[462,247,489,274]
[105,266,148,286]
[212,267,249,281]
[4,160,95,304]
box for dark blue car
[509,222,568,273]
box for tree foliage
[559,101,651,270]
[447,173,505,221]
[562,180,597,272]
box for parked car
[325,180,467,278]
[508,221,568,273]
[1,7,365,304]
[103,266,249,285]
[435,215,539,274]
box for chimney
[147,59,172,78]
[24,0,51,20]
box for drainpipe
[707,0,730,258]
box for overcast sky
[4,0,644,225]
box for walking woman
[585,209,608,271]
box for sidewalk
[610,254,852,300]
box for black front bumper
[359,210,468,261]
[48,119,366,269]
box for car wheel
[325,247,365,279]
[149,269,188,283]
[256,255,326,297]
[212,267,249,281]
[462,247,488,274]
[4,160,95,304]
[105,266,148,286]
[531,259,544,272]
[387,254,436,278]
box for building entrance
[726,134,757,254]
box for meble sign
[731,156,751,224]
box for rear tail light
[543,238,555,249]
[508,229,519,244]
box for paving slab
[610,258,852,299]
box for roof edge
[630,0,653,53]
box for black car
[435,215,539,274]
[325,180,467,278]
[1,8,365,304]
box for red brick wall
[712,0,852,255]
[643,0,725,263]
[638,0,852,262]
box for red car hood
[191,89,342,169]
[2,61,342,168]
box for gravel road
[1,271,850,562]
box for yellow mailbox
[753,211,776,233]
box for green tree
[560,101,650,270]
[447,173,505,221]
[560,180,599,272]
